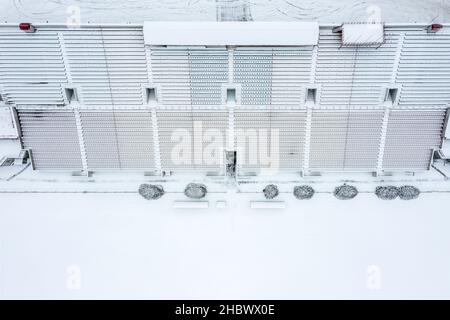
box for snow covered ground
[1,164,450,299]
[2,190,450,299]
[0,0,449,23]
[1,0,450,299]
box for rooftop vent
[19,23,36,33]
[334,23,384,46]
[427,23,443,33]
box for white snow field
[1,167,450,299]
[2,190,450,299]
[1,0,450,299]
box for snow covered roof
[143,21,319,46]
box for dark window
[385,88,398,104]
[227,88,236,104]
[306,88,317,104]
[65,88,78,103]
[146,87,157,104]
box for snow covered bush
[334,184,358,200]
[263,184,279,199]
[138,184,165,200]
[399,185,420,200]
[184,183,208,199]
[293,185,315,200]
[375,186,399,200]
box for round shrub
[263,184,279,200]
[138,184,165,200]
[293,185,315,200]
[399,185,420,200]
[375,186,399,200]
[334,184,358,200]
[184,183,208,199]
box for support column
[151,107,162,175]
[60,32,88,173]
[376,32,404,175]
[227,47,236,151]
[73,108,89,173]
[302,106,313,175]
[302,45,318,175]
[376,106,390,175]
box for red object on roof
[19,23,36,33]
[431,23,443,30]
[427,23,443,33]
[19,23,31,30]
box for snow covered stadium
[0,22,450,178]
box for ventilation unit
[19,23,36,33]
[334,23,385,46]
[427,23,443,33]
